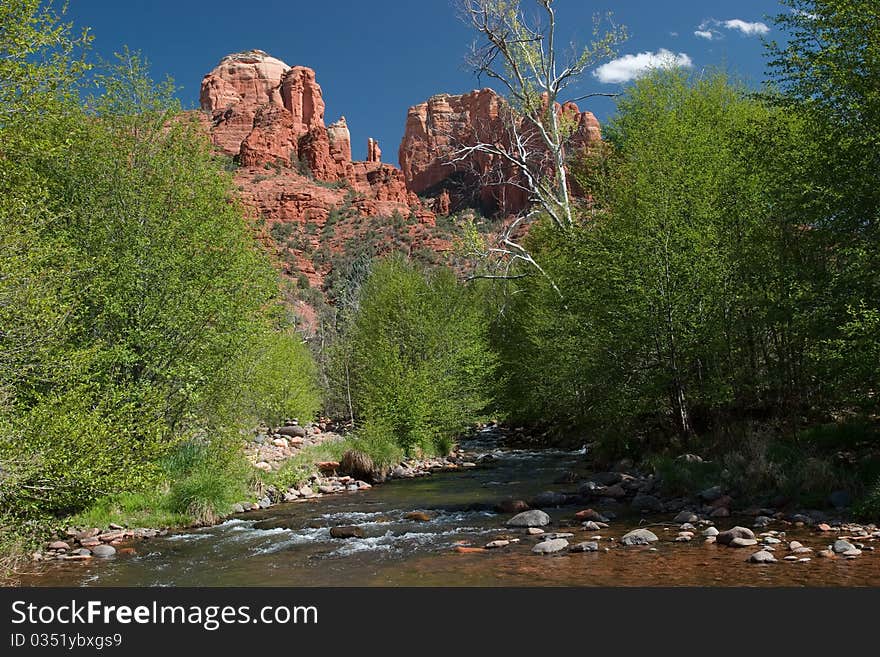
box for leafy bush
[330,257,495,457]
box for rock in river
[621,529,659,546]
[532,538,569,555]
[729,537,759,548]
[330,526,364,539]
[749,550,777,564]
[833,539,856,554]
[506,510,551,528]
[716,527,755,546]
[674,511,699,524]
[570,541,599,553]
[92,545,116,558]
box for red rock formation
[398,88,601,216]
[200,50,290,155]
[366,138,381,163]
[199,51,440,291]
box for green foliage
[330,257,495,457]
[0,10,321,532]
[233,328,322,429]
[496,71,794,443]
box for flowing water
[24,428,880,587]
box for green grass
[68,440,253,530]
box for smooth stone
[798,558,811,563]
[674,511,699,524]
[702,526,719,537]
[485,540,510,549]
[526,528,545,535]
[749,550,777,563]
[716,527,755,545]
[582,521,601,531]
[784,555,799,561]
[48,541,70,551]
[763,537,781,544]
[532,538,569,555]
[730,537,759,548]
[621,528,659,546]
[92,545,116,558]
[543,532,574,541]
[506,510,551,528]
[789,541,804,551]
[575,509,609,523]
[570,541,599,553]
[842,549,862,557]
[232,503,245,514]
[833,539,856,554]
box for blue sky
[67,1,788,165]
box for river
[24,428,880,587]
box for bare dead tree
[453,0,625,282]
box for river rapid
[24,428,880,587]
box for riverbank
[19,426,880,587]
[16,420,478,581]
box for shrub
[331,257,495,457]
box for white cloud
[695,18,770,40]
[593,49,694,84]
[723,19,770,36]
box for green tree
[766,0,880,412]
[334,257,495,459]
[494,71,817,448]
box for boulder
[506,510,551,528]
[674,511,699,524]
[575,509,609,523]
[277,424,307,438]
[621,529,659,546]
[532,538,569,555]
[329,526,364,539]
[749,550,777,563]
[716,527,756,546]
[92,544,116,558]
[570,541,600,553]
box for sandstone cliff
[398,88,601,217]
[199,50,438,291]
